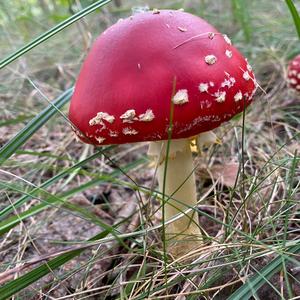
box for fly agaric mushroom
[287,54,300,92]
[69,9,257,257]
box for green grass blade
[285,0,300,39]
[227,244,300,300]
[0,149,107,219]
[0,158,146,235]
[231,0,252,42]
[0,180,113,232]
[0,229,112,300]
[0,88,73,166]
[0,0,112,69]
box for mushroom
[69,9,257,257]
[287,54,300,92]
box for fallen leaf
[197,162,240,188]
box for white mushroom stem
[148,131,219,257]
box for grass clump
[0,0,299,299]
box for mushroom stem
[148,138,202,257]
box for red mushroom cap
[69,9,257,146]
[287,54,300,91]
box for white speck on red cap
[123,127,138,135]
[243,71,251,81]
[205,55,217,65]
[234,91,243,102]
[95,136,106,144]
[199,83,209,92]
[89,112,115,126]
[109,130,118,137]
[223,34,232,45]
[178,26,187,32]
[120,109,137,123]
[225,50,232,58]
[215,91,226,102]
[208,32,215,39]
[139,109,155,121]
[172,89,189,104]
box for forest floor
[0,0,300,299]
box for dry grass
[0,0,299,299]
